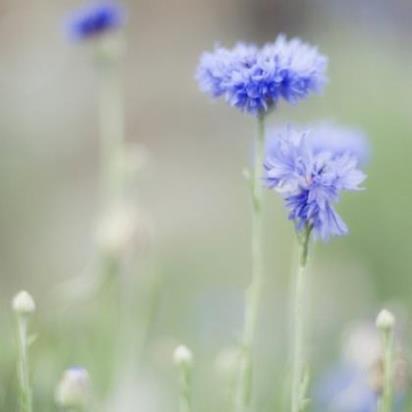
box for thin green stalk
[235,113,265,412]
[291,225,312,412]
[96,36,125,210]
[378,324,395,412]
[16,315,33,412]
[178,363,192,412]
[174,346,193,412]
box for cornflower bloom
[264,125,366,240]
[197,35,328,412]
[264,124,366,412]
[66,2,124,41]
[196,34,327,114]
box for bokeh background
[0,0,412,411]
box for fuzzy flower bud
[173,345,193,367]
[55,367,91,408]
[376,309,395,331]
[12,291,36,315]
[96,204,150,258]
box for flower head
[12,290,36,315]
[96,203,151,258]
[196,34,327,114]
[55,367,91,408]
[264,125,366,240]
[173,345,193,367]
[376,309,395,331]
[66,2,124,41]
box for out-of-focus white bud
[96,204,150,258]
[376,309,395,331]
[12,291,36,315]
[173,345,193,367]
[55,367,91,408]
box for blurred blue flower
[314,365,378,412]
[314,321,406,412]
[263,125,366,240]
[66,2,124,41]
[306,122,370,165]
[196,34,328,114]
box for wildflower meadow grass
[1,1,412,412]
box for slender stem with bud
[16,315,33,412]
[174,346,193,412]
[235,113,266,412]
[376,310,395,412]
[291,224,312,412]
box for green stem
[16,315,33,412]
[291,225,311,412]
[178,364,192,412]
[379,329,394,412]
[235,113,265,412]
[97,37,125,210]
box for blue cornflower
[263,125,366,240]
[66,2,124,41]
[196,34,328,114]
[315,365,378,412]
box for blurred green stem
[177,361,193,412]
[378,327,394,412]
[97,36,125,209]
[16,315,33,412]
[291,224,312,412]
[235,113,265,412]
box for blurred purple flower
[263,125,366,240]
[314,321,405,412]
[66,2,124,41]
[196,34,328,115]
[306,122,370,165]
[315,365,378,412]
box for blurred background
[0,0,412,411]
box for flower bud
[376,309,395,331]
[12,291,36,315]
[96,204,150,258]
[55,367,91,408]
[173,345,193,367]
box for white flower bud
[96,204,150,258]
[173,345,193,367]
[12,291,36,315]
[376,309,395,331]
[55,367,91,408]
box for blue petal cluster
[263,125,366,240]
[66,2,124,41]
[196,35,328,114]
[306,122,370,165]
[314,365,378,412]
